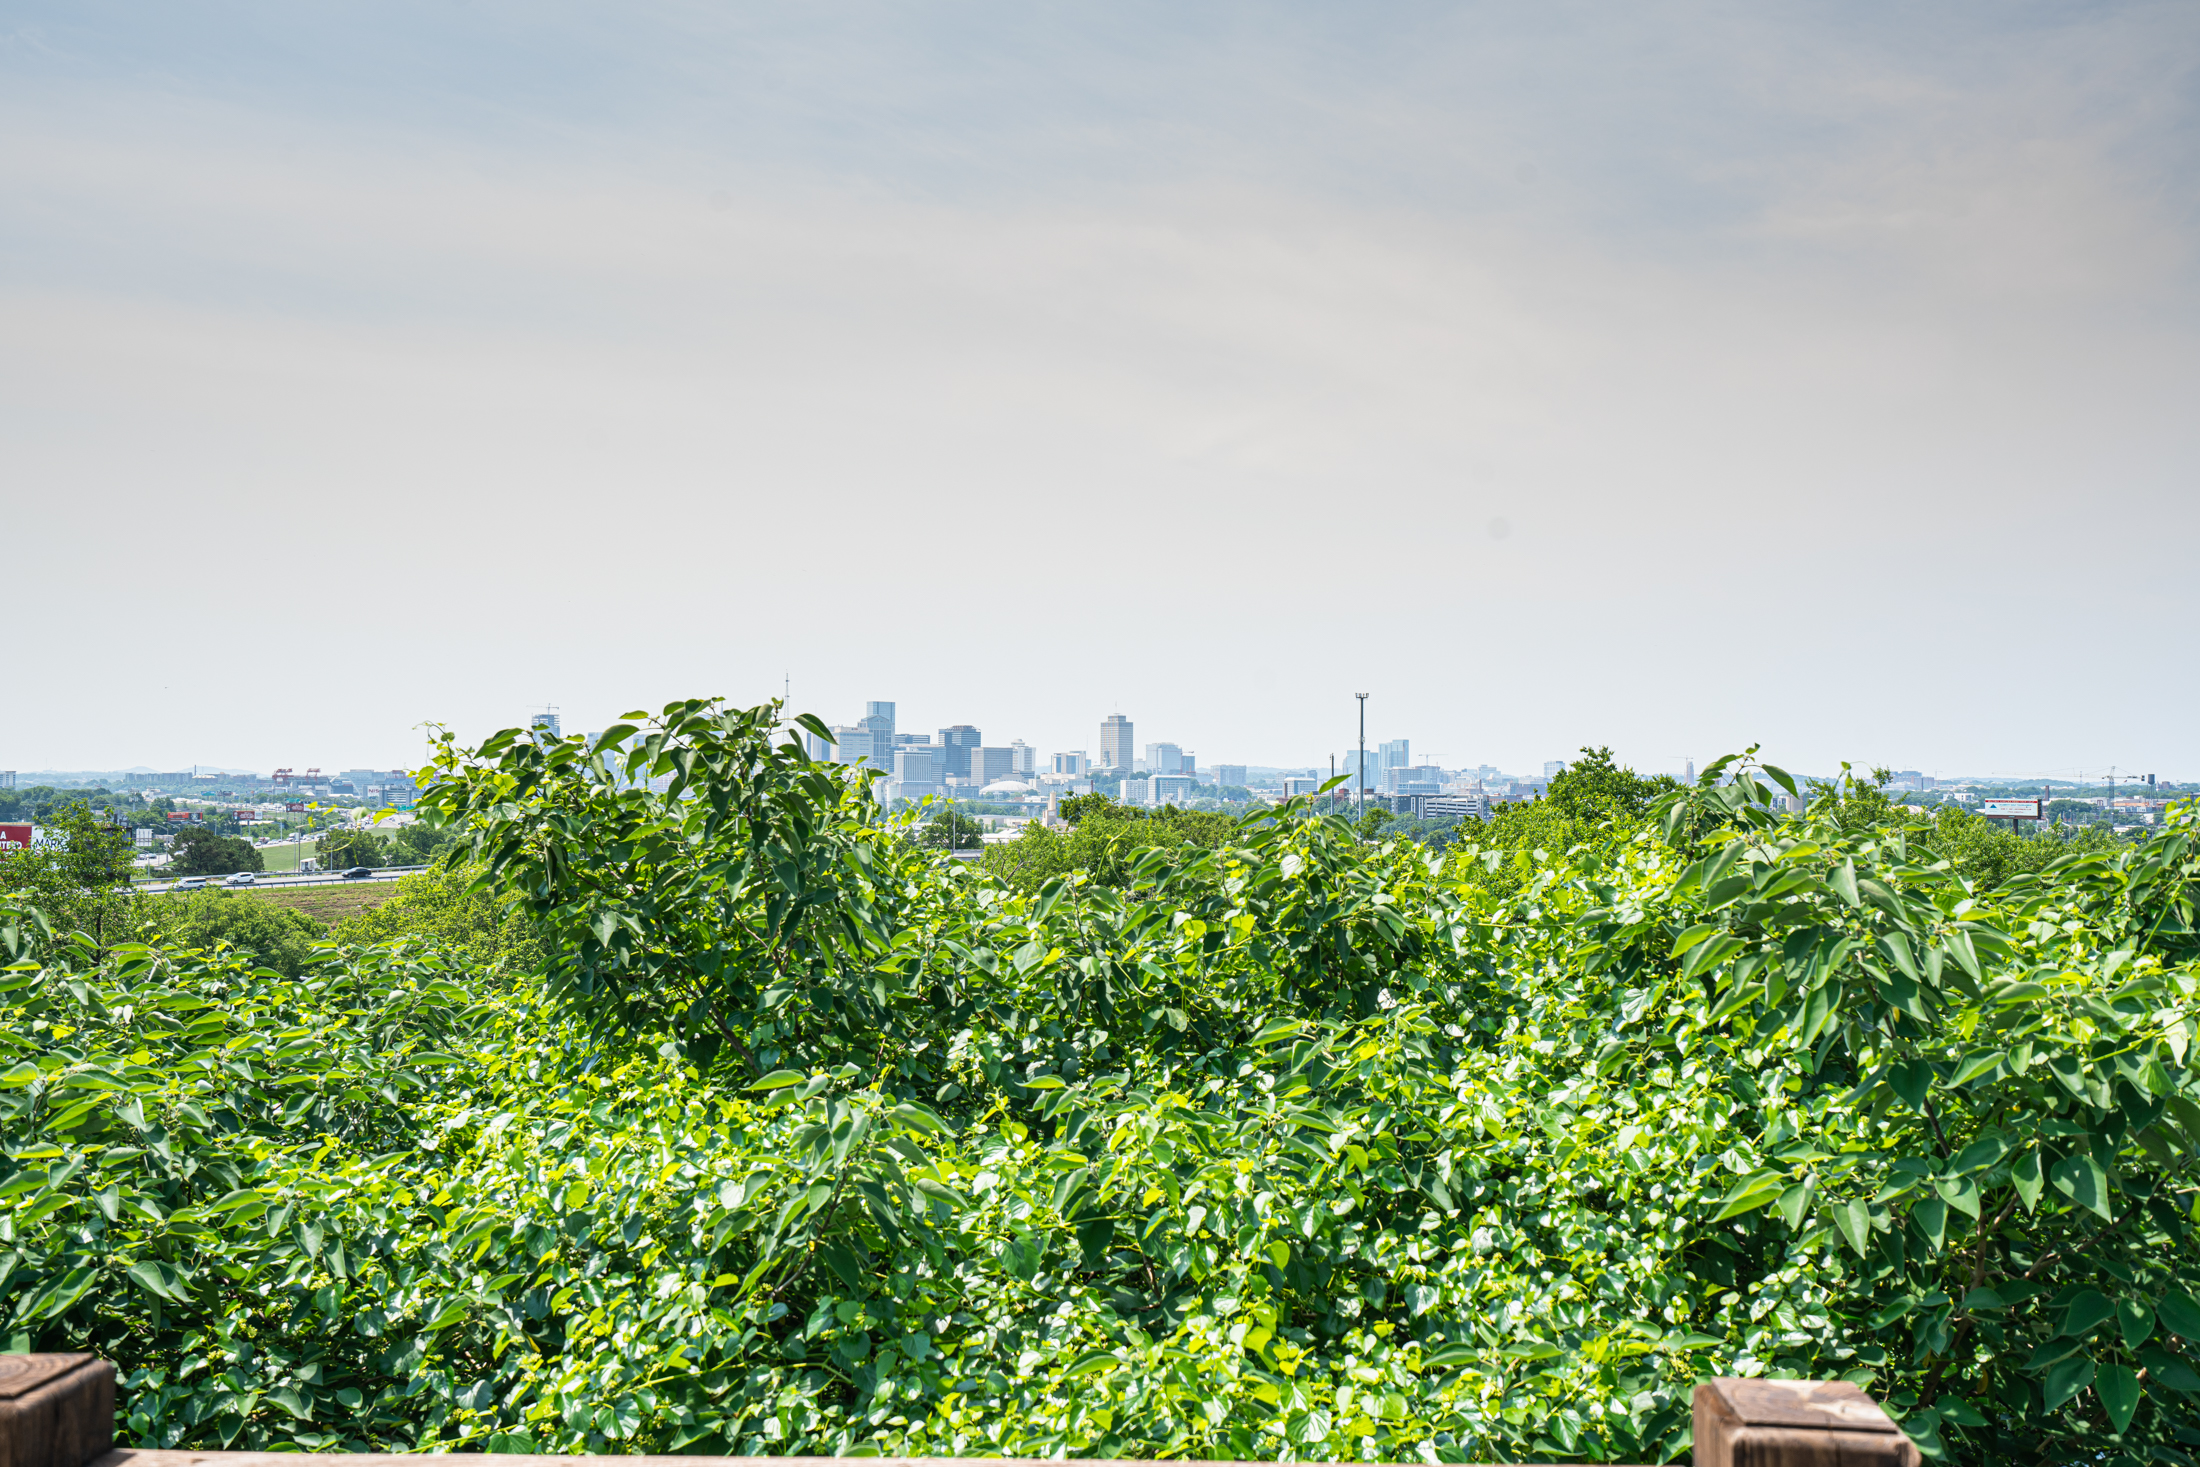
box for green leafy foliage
[315,831,387,871]
[3,706,2197,1464]
[167,829,264,878]
[328,861,540,970]
[983,798,1237,891]
[0,799,141,944]
[138,893,327,978]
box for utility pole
[1356,693,1368,814]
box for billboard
[1981,799,2043,819]
[165,811,195,822]
[0,823,32,853]
[286,802,305,813]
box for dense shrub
[138,891,327,978]
[2,706,2197,1464]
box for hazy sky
[5,1,2196,780]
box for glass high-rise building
[1099,714,1134,770]
[938,725,982,780]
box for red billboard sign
[166,811,195,822]
[286,802,305,813]
[0,823,32,853]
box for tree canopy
[1,705,2196,1465]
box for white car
[224,872,258,887]
[171,876,209,891]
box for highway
[140,865,429,896]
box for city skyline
[7,686,2177,793]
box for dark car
[341,867,375,879]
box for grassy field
[240,882,397,926]
[257,838,319,874]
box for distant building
[1099,714,1135,770]
[1144,742,1185,775]
[1121,776,1152,806]
[829,724,864,766]
[1052,751,1089,776]
[1543,760,1568,779]
[1418,794,1490,822]
[1151,774,1195,805]
[971,747,1016,786]
[895,732,932,745]
[531,712,562,739]
[1282,777,1323,797]
[894,745,945,800]
[938,725,982,780]
[1378,739,1409,784]
[1010,740,1036,775]
[1214,764,1247,788]
[1388,764,1448,796]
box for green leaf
[1833,1198,1872,1258]
[1059,1350,1118,1381]
[1776,1180,1815,1229]
[2041,1353,2094,1412]
[1951,1132,2010,1175]
[1948,1049,2004,1086]
[126,1259,191,1303]
[2097,1363,2140,1434]
[2050,1153,2113,1222]
[2118,1298,2156,1350]
[1710,1171,1786,1222]
[2140,1346,2200,1393]
[2157,1292,2200,1342]
[1827,859,1860,907]
[1889,1059,1931,1111]
[1668,924,1720,958]
[2061,1290,2115,1340]
[2012,1148,2043,1212]
[1910,1196,1947,1252]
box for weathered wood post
[0,1356,115,1467]
[1693,1377,1919,1466]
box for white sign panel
[1981,799,2042,819]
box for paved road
[141,865,428,895]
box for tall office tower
[865,701,897,730]
[972,747,1017,785]
[1053,751,1089,776]
[1215,764,1247,788]
[894,744,945,795]
[938,725,982,780]
[1143,742,1184,775]
[530,712,561,739]
[1378,738,1409,781]
[1010,740,1036,775]
[1099,714,1134,769]
[803,729,835,761]
[1544,760,1569,779]
[850,709,893,772]
[829,724,863,766]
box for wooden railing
[1,1355,1920,1466]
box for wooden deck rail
[4,1355,1919,1467]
